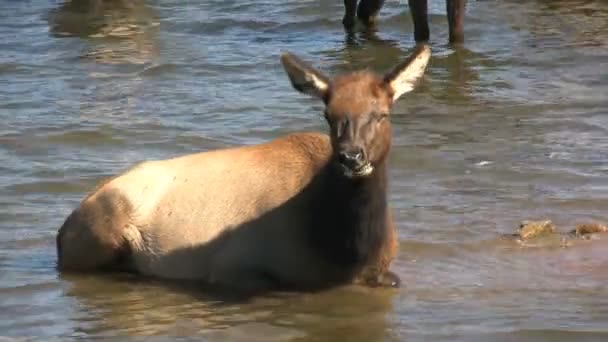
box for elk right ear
[383,43,431,102]
[280,52,330,101]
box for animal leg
[343,0,358,30]
[356,0,386,27]
[208,268,285,296]
[408,0,429,42]
[446,0,466,44]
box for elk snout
[338,148,365,170]
[337,146,373,178]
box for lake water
[1,0,607,340]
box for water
[1,0,607,339]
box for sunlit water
[1,0,607,340]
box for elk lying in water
[56,44,432,295]
[343,0,467,44]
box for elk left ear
[281,52,330,101]
[383,43,431,102]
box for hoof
[376,270,401,288]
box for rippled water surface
[1,0,608,340]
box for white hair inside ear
[384,44,431,102]
[281,52,330,100]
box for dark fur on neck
[308,160,389,278]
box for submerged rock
[503,219,608,248]
[571,222,608,236]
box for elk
[56,44,432,295]
[343,0,467,44]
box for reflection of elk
[62,273,397,337]
[56,44,432,296]
[343,0,467,44]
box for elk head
[281,44,431,179]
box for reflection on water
[1,0,607,340]
[521,0,608,49]
[47,0,160,65]
[61,273,396,340]
[46,0,163,134]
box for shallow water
[1,0,608,340]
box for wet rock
[506,219,608,248]
[518,219,556,240]
[571,222,608,237]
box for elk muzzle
[338,146,374,178]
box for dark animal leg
[343,0,358,30]
[207,268,285,298]
[447,0,466,44]
[408,0,429,42]
[357,0,386,28]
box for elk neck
[308,154,390,274]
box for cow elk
[56,44,432,296]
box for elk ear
[281,52,330,101]
[383,43,431,102]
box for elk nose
[338,148,365,169]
